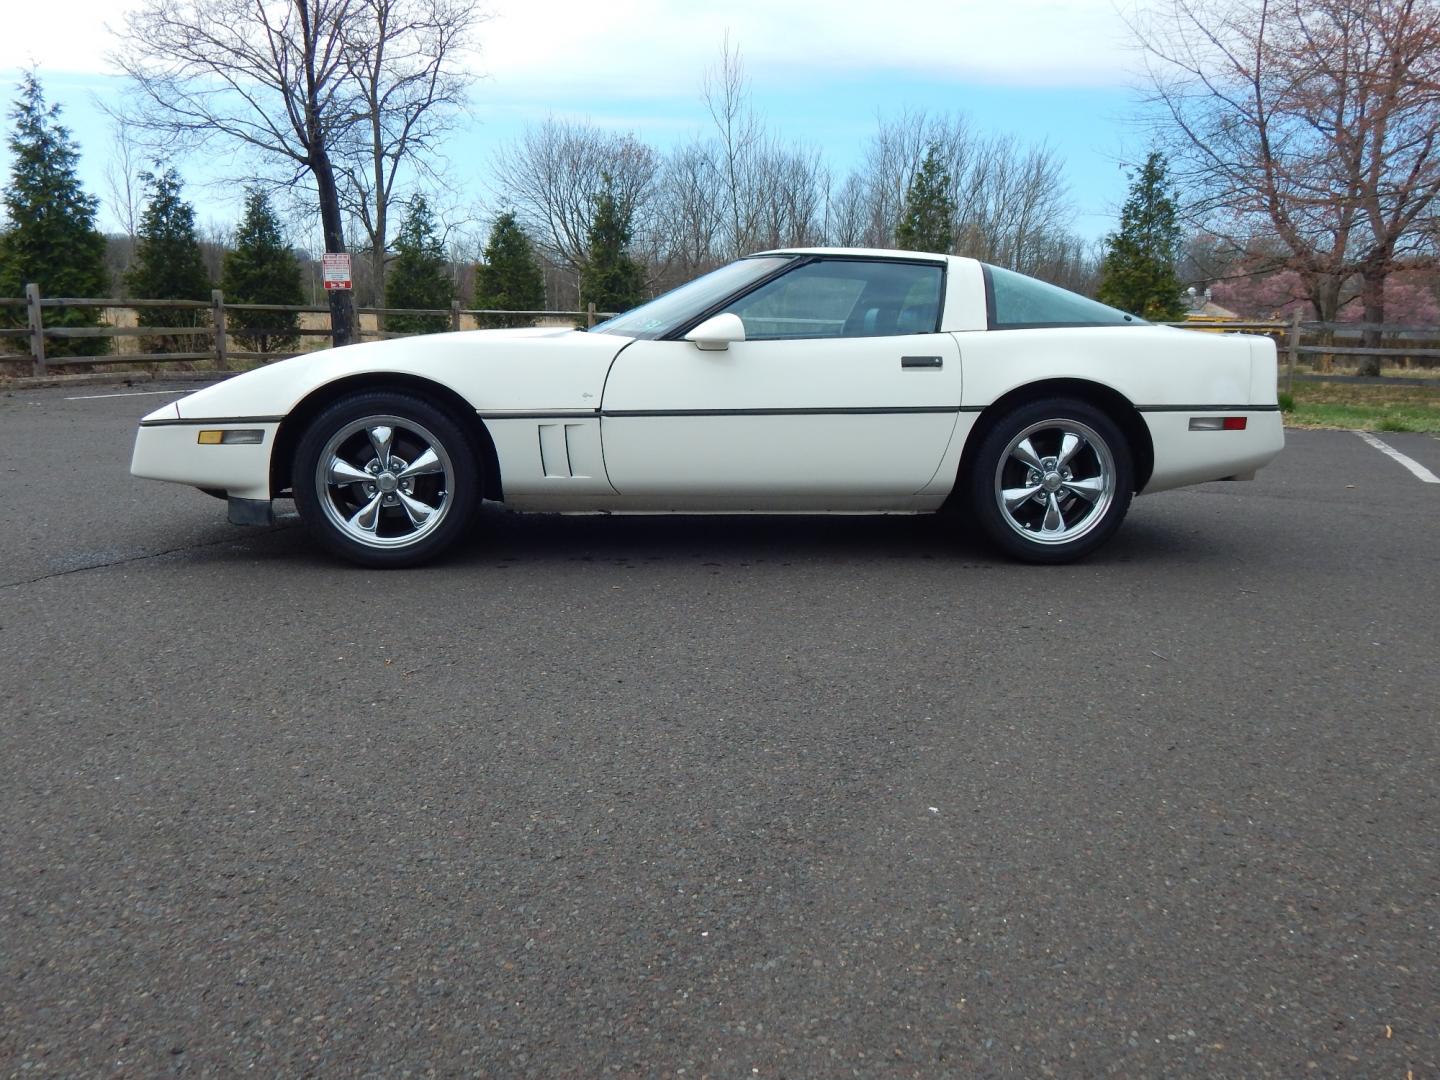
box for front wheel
[292,391,481,567]
[967,399,1134,564]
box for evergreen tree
[385,194,452,335]
[580,178,644,317]
[127,167,212,351]
[0,72,109,356]
[895,144,956,254]
[222,188,304,355]
[1097,152,1186,321]
[473,211,545,328]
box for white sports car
[131,248,1284,566]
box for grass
[1282,378,1440,432]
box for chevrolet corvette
[131,248,1284,566]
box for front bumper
[130,419,279,501]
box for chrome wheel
[314,414,455,549]
[993,418,1117,546]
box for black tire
[292,390,481,568]
[967,398,1134,564]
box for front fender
[169,328,629,421]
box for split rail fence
[0,285,613,378]
[1161,311,1440,392]
[4,284,1440,388]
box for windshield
[590,256,794,338]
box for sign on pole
[322,252,352,291]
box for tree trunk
[312,151,358,349]
[371,204,386,336]
[1308,274,1344,374]
[1357,269,1386,377]
[371,123,387,326]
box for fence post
[212,289,229,371]
[450,299,461,332]
[25,283,45,378]
[1285,308,1301,396]
[586,302,597,328]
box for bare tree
[333,0,482,305]
[835,110,1078,279]
[655,138,727,281]
[853,110,969,247]
[965,138,1073,275]
[747,139,830,251]
[702,32,764,257]
[823,173,870,247]
[199,218,233,284]
[694,38,833,258]
[491,117,661,304]
[1136,0,1440,371]
[102,119,145,248]
[113,0,481,345]
[114,0,359,343]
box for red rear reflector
[1189,416,1249,431]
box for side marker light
[197,429,264,445]
[1189,416,1248,431]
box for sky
[0,0,1154,247]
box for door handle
[901,355,943,369]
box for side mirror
[684,312,746,352]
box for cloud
[1,0,1137,241]
[2,0,136,73]
[479,0,1134,98]
[5,0,1132,97]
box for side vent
[538,423,587,478]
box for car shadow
[462,507,976,565]
[448,505,1246,570]
[198,501,1253,572]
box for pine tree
[222,188,303,355]
[473,211,545,328]
[385,195,452,335]
[127,167,211,352]
[895,144,956,254]
[0,72,110,356]
[1097,152,1186,321]
[580,178,644,317]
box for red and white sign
[322,252,352,291]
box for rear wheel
[968,398,1133,564]
[292,391,480,567]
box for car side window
[984,263,1138,328]
[724,260,943,340]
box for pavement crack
[0,524,301,591]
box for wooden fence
[1161,311,1440,393]
[0,285,613,378]
[5,284,1440,388]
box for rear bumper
[1141,409,1284,494]
[130,421,278,501]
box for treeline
[0,74,550,356]
[1,45,1103,357]
[485,44,1096,308]
[10,0,1438,377]
[493,109,1097,313]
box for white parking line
[63,390,188,401]
[1353,430,1440,484]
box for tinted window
[725,260,943,340]
[985,264,1139,329]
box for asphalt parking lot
[1,383,1436,1077]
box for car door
[599,257,963,501]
